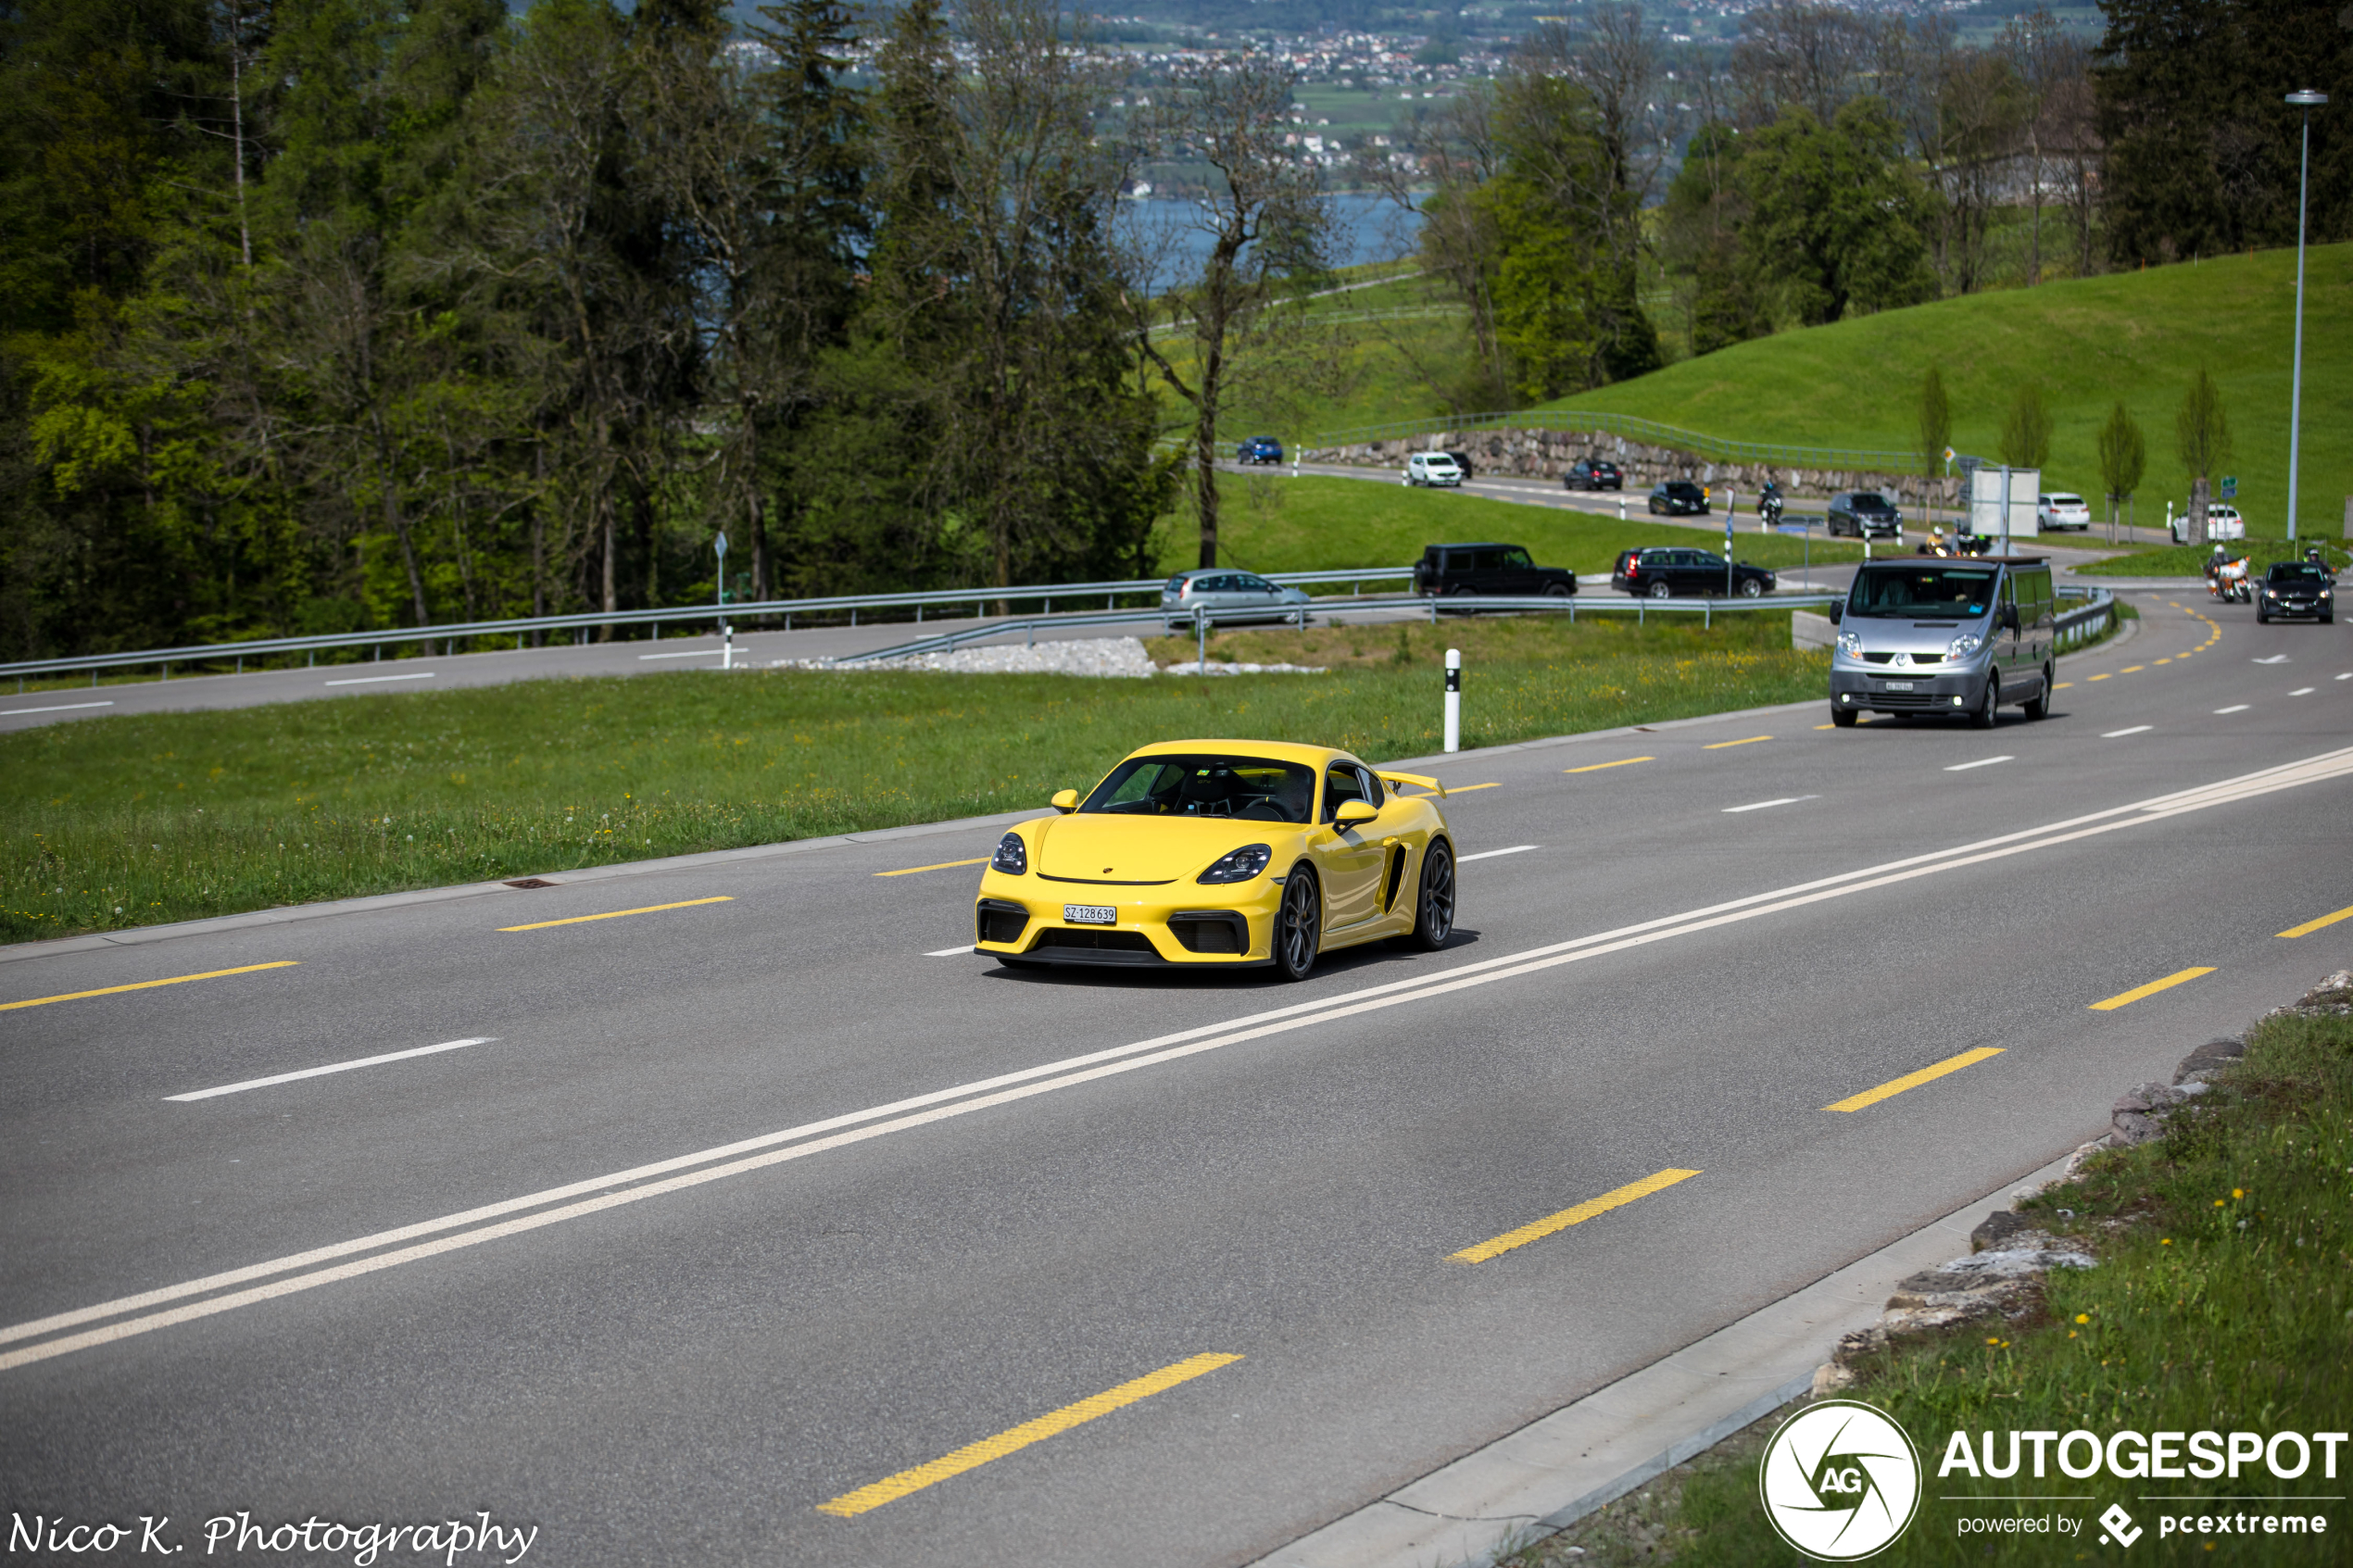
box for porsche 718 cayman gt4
[973,740,1456,980]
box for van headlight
[1836,630,1863,657]
[1197,844,1272,884]
[1947,633,1982,659]
[990,832,1027,874]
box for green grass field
[1168,473,1866,578]
[1,616,1825,943]
[1548,244,2353,534]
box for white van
[1403,452,1463,488]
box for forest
[0,0,2344,661]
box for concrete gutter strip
[1253,1148,2080,1568]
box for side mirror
[1999,605,2020,632]
[1334,799,1378,828]
[1051,789,1079,814]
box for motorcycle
[1759,492,1785,529]
[2208,553,2252,604]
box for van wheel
[1970,676,1999,730]
[1831,707,1858,728]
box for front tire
[1739,577,1763,598]
[1649,498,1664,515]
[1970,675,1999,730]
[1275,870,1322,981]
[1831,706,1858,728]
[1407,841,1454,950]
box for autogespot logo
[1760,1399,1923,1561]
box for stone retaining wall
[1304,427,1938,504]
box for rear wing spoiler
[1378,771,1445,798]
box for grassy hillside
[1548,244,2353,536]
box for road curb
[1252,1148,2082,1568]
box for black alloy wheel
[1648,578,1672,599]
[1738,576,1764,598]
[1970,674,1999,730]
[1408,841,1455,951]
[1276,870,1322,981]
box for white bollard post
[1618,493,1627,522]
[1443,647,1462,753]
[723,622,734,671]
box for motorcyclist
[1758,476,1784,528]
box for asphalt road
[4,466,2135,737]
[4,593,2349,1567]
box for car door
[1235,573,1284,620]
[1312,765,1386,930]
[1994,572,2023,686]
[1496,546,1540,594]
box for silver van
[1827,556,2055,730]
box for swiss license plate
[1884,681,1915,691]
[1063,904,1117,925]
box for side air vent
[1168,912,1249,955]
[976,899,1029,946]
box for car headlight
[1836,631,1863,657]
[1196,843,1271,884]
[990,832,1027,875]
[2322,590,2334,600]
[1947,633,1982,659]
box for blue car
[1237,435,1284,465]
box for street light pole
[2284,89,2328,543]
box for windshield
[1853,493,1890,510]
[2270,564,2327,583]
[1847,565,1996,619]
[1081,754,1318,822]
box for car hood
[1034,814,1275,883]
[1843,618,1980,653]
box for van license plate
[1064,905,1117,925]
[1884,681,1914,691]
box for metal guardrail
[1309,408,1918,474]
[0,568,1420,684]
[837,589,1856,664]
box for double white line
[8,744,2352,1374]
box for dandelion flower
[2075,1313,2090,1323]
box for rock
[1812,1361,1856,1397]
[2063,1135,2112,1177]
[1831,1325,1888,1369]
[1970,1210,2031,1251]
[2113,1082,2190,1145]
[2291,970,2353,1012]
[2173,1037,2245,1085]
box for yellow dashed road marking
[1451,1169,1703,1263]
[1826,1047,2005,1112]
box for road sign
[2220,475,2238,499]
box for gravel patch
[771,638,1325,678]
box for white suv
[2170,503,2247,544]
[1403,452,1463,488]
[2037,493,2092,532]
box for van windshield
[1847,565,1995,619]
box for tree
[1918,366,1951,508]
[2175,367,2232,483]
[1133,50,1332,570]
[1999,383,2052,470]
[1738,99,1938,326]
[2095,400,2145,541]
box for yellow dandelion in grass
[2232,1187,2244,1199]
[2215,1198,2227,1207]
[1986,1336,2001,1346]
[2161,1238,2172,1246]
[2076,1313,2091,1323]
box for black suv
[2258,561,2334,623]
[1442,449,1478,480]
[1647,480,1709,515]
[1415,543,1578,598]
[1828,491,1902,540]
[1564,458,1622,491]
[1612,546,1776,599]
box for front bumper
[2264,596,2329,618]
[974,872,1282,967]
[1830,661,1990,713]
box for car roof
[1172,566,1265,579]
[1433,541,1518,550]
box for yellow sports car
[973,739,1457,980]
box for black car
[1611,546,1776,599]
[1827,490,1903,540]
[2258,561,2334,623]
[1564,458,1622,491]
[1415,542,1577,598]
[1647,480,1709,516]
[1442,449,1478,480]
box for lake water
[1122,192,1424,286]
